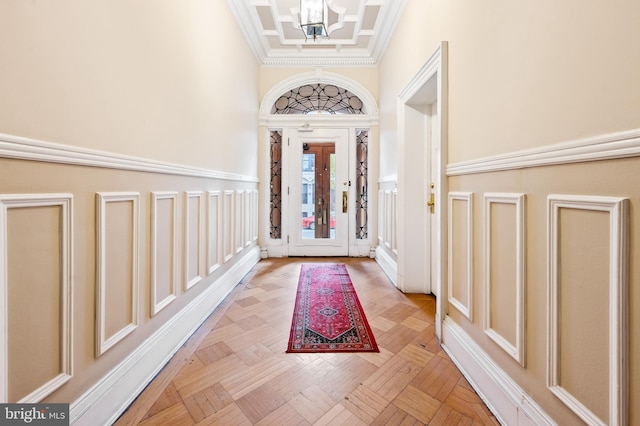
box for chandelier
[299,0,329,41]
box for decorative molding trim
[443,318,556,426]
[70,247,261,426]
[0,133,258,182]
[377,175,397,185]
[391,189,398,254]
[251,190,259,243]
[377,189,384,245]
[184,191,203,291]
[383,190,392,249]
[235,190,245,254]
[95,192,139,357]
[447,128,640,176]
[151,192,178,316]
[547,195,629,426]
[259,70,379,124]
[483,193,526,366]
[0,194,74,402]
[448,192,474,321]
[207,191,221,275]
[223,191,235,263]
[398,42,446,103]
[375,245,397,287]
[244,190,252,248]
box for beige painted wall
[0,0,259,176]
[0,0,261,414]
[380,0,640,424]
[379,0,640,174]
[259,67,379,102]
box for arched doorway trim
[259,70,379,126]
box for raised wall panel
[384,190,392,248]
[235,190,245,253]
[377,189,384,245]
[391,189,398,254]
[483,193,526,366]
[223,190,234,263]
[0,194,73,402]
[448,192,473,320]
[245,190,252,247]
[252,189,259,242]
[151,192,177,316]
[96,192,139,356]
[184,191,203,291]
[547,195,628,426]
[207,191,221,275]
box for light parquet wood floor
[115,258,499,426]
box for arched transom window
[271,84,365,115]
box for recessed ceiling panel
[257,5,276,31]
[362,5,380,31]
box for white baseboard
[70,247,261,426]
[442,317,556,426]
[375,245,397,287]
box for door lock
[427,183,435,214]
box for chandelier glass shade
[299,0,329,40]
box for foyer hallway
[114,258,498,425]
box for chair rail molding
[447,128,640,175]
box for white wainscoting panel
[151,192,178,316]
[483,193,526,366]
[251,189,259,242]
[184,191,203,291]
[448,192,474,320]
[443,318,556,426]
[70,247,261,426]
[0,194,73,402]
[244,190,251,247]
[223,190,235,263]
[377,189,384,246]
[235,191,245,254]
[384,190,392,249]
[207,191,221,275]
[391,189,398,254]
[95,192,139,357]
[547,195,629,426]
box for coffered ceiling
[226,0,407,66]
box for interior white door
[288,128,349,256]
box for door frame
[397,42,448,339]
[259,72,379,259]
[287,128,350,256]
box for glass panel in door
[301,143,335,239]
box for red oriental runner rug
[287,263,379,353]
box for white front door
[288,128,349,256]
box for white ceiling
[226,0,407,66]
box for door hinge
[287,235,289,243]
[288,138,290,146]
[287,186,290,195]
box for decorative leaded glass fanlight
[271,84,365,115]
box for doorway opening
[261,71,378,258]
